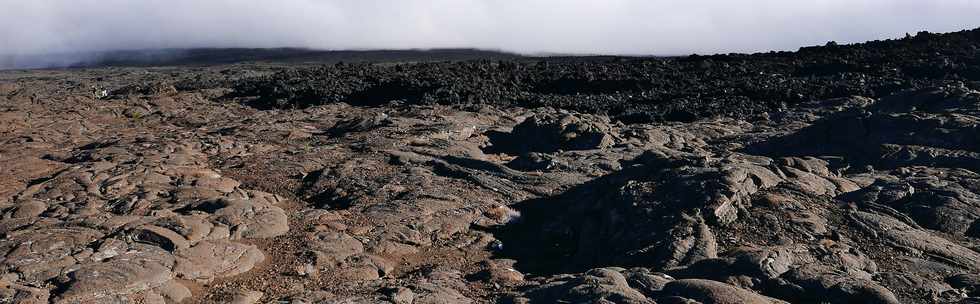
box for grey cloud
[2,0,979,67]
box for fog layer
[2,0,980,65]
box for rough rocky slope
[1,29,980,303]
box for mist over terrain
[3,0,980,69]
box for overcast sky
[2,0,980,58]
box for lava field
[233,29,980,123]
[1,29,980,303]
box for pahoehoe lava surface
[1,29,980,304]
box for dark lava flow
[234,29,980,123]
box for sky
[2,0,980,66]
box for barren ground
[2,29,980,304]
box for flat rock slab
[56,245,175,303]
[174,240,265,283]
[2,227,104,283]
[662,279,790,304]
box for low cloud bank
[2,0,979,68]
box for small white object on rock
[93,87,108,99]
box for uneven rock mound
[750,85,980,171]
